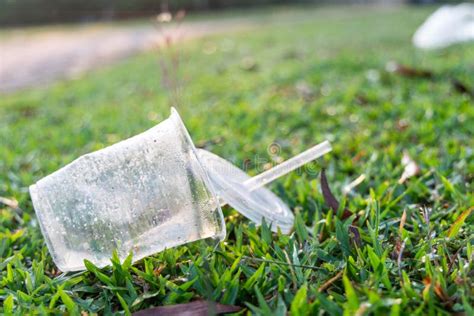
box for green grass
[1,5,474,315]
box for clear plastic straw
[243,140,332,192]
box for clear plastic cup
[30,108,225,271]
[413,3,474,49]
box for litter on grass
[413,3,474,50]
[398,151,419,184]
[29,107,331,271]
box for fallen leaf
[386,61,473,100]
[447,207,473,238]
[133,300,242,316]
[398,151,419,184]
[396,119,409,132]
[320,170,361,246]
[320,169,353,219]
[386,61,434,79]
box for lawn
[1,5,473,315]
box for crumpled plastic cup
[30,108,225,271]
[31,107,332,272]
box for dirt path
[0,18,255,93]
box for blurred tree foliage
[3,0,454,26]
[0,0,464,26]
[0,0,294,26]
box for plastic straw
[243,140,332,191]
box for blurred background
[0,0,468,93]
[0,0,457,27]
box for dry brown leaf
[133,300,242,316]
[320,169,353,219]
[386,60,473,100]
[396,119,409,132]
[320,170,361,247]
[386,61,434,79]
